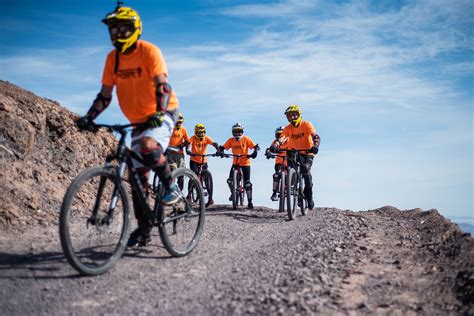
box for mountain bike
[59,123,205,276]
[265,150,287,213]
[221,154,253,210]
[186,153,218,205]
[279,148,312,220]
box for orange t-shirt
[102,40,179,124]
[169,126,189,154]
[270,137,288,165]
[189,135,214,163]
[222,136,257,167]
[282,121,316,155]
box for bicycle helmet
[232,122,244,140]
[177,113,184,125]
[102,6,142,53]
[195,123,206,139]
[275,126,284,139]
[284,104,302,126]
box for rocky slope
[0,81,472,315]
[0,80,117,228]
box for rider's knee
[140,138,166,167]
[244,181,252,190]
[226,178,233,185]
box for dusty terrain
[1,81,473,315]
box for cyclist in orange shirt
[167,113,190,170]
[272,105,320,210]
[218,123,260,209]
[265,126,288,201]
[186,123,219,207]
[75,5,180,247]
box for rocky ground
[0,205,473,315]
[1,81,473,315]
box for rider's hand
[265,149,272,159]
[310,146,319,154]
[254,144,260,151]
[186,149,192,156]
[251,151,258,159]
[75,116,96,132]
[147,111,165,128]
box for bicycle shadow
[205,206,288,224]
[0,250,76,279]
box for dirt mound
[0,80,117,229]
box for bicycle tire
[158,168,205,257]
[299,177,308,216]
[59,166,130,275]
[278,171,286,213]
[232,169,238,210]
[201,169,213,203]
[286,168,297,220]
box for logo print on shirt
[116,67,143,79]
[291,132,305,139]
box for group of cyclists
[75,4,320,247]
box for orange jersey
[169,126,189,154]
[282,121,316,155]
[222,136,257,167]
[189,135,215,163]
[102,40,179,124]
[270,137,288,165]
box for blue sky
[3,0,473,219]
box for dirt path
[0,206,472,315]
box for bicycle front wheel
[158,168,205,257]
[201,169,213,202]
[59,166,130,275]
[286,168,297,220]
[232,169,239,210]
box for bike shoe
[205,199,214,207]
[270,192,278,201]
[161,183,180,205]
[127,228,151,247]
[248,202,254,209]
[307,199,315,210]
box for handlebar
[219,153,254,159]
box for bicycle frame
[91,123,189,225]
[221,153,252,209]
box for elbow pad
[86,93,112,120]
[156,82,172,112]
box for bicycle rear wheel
[59,166,130,275]
[286,168,297,220]
[278,171,286,213]
[158,168,205,257]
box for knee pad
[273,173,280,182]
[244,181,252,190]
[227,178,233,185]
[141,145,165,168]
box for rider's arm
[85,85,113,120]
[153,75,172,113]
[312,133,320,148]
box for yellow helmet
[284,104,302,125]
[177,113,184,125]
[195,123,206,138]
[102,6,142,53]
